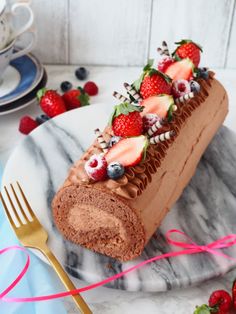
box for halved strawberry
[164,58,194,81]
[105,135,148,167]
[141,94,174,119]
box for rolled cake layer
[52,74,228,261]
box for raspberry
[84,81,99,96]
[157,56,174,72]
[208,290,232,313]
[19,116,38,135]
[172,79,191,98]
[85,154,107,181]
[142,113,160,133]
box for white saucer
[0,66,21,97]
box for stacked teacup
[0,0,36,84]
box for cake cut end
[52,184,145,261]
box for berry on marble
[37,88,66,117]
[19,116,38,135]
[107,162,125,180]
[62,88,89,110]
[84,81,99,96]
[85,154,107,181]
[36,114,50,125]
[75,67,89,80]
[60,81,72,92]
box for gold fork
[0,182,92,314]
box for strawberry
[110,102,143,137]
[62,87,90,110]
[133,59,172,99]
[164,58,194,81]
[208,290,232,314]
[232,279,236,310]
[141,94,174,119]
[37,88,66,118]
[19,116,38,135]
[173,39,202,67]
[105,135,148,167]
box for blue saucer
[0,51,43,105]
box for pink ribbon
[1,229,236,303]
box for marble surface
[1,65,236,313]
[2,103,236,294]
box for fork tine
[11,183,30,223]
[4,186,22,225]
[16,182,36,220]
[0,191,17,227]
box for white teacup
[0,30,36,84]
[0,0,34,50]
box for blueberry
[190,80,200,93]
[198,67,209,80]
[60,81,72,92]
[107,162,125,180]
[36,114,50,125]
[108,136,121,147]
[75,67,88,80]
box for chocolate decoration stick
[113,91,130,103]
[150,130,175,144]
[124,83,142,102]
[157,41,170,56]
[147,119,166,137]
[175,92,195,104]
[162,41,170,56]
[94,128,109,153]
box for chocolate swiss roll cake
[52,40,228,261]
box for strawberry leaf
[143,59,154,71]
[132,59,154,91]
[77,86,90,106]
[132,73,145,92]
[37,87,47,101]
[109,102,143,126]
[174,39,203,52]
[78,93,90,106]
[193,305,216,314]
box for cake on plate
[52,40,228,261]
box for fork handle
[40,245,92,314]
